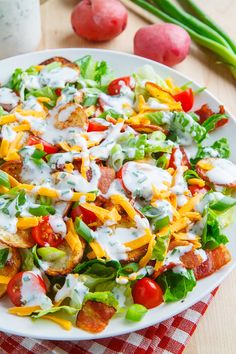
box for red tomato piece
[55,88,62,96]
[132,277,163,309]
[31,216,64,247]
[28,136,59,154]
[173,88,194,112]
[71,204,97,225]
[115,166,130,194]
[7,271,46,307]
[168,147,190,169]
[87,122,108,132]
[107,76,135,96]
[188,184,210,196]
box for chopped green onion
[29,205,55,216]
[31,148,46,159]
[0,170,10,189]
[46,62,62,72]
[153,216,170,232]
[74,217,94,243]
[210,196,236,212]
[156,154,169,169]
[37,247,66,261]
[0,248,9,268]
[39,195,53,206]
[126,304,148,322]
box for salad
[0,55,234,333]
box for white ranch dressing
[195,192,225,214]
[0,212,17,234]
[20,272,52,310]
[1,124,17,142]
[57,103,78,122]
[48,215,67,237]
[171,166,189,206]
[122,161,172,200]
[164,245,193,267]
[152,199,174,221]
[90,122,124,160]
[92,226,130,261]
[40,66,79,88]
[0,88,19,107]
[99,91,134,116]
[206,158,236,185]
[55,274,89,308]
[146,97,168,110]
[23,96,44,112]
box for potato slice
[54,102,88,130]
[0,228,35,249]
[0,243,21,298]
[45,239,85,276]
[39,56,79,72]
[0,160,22,182]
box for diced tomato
[55,88,62,96]
[188,184,210,196]
[168,147,190,169]
[28,136,59,154]
[31,216,64,247]
[76,300,116,333]
[7,271,46,307]
[87,121,108,132]
[173,88,194,112]
[194,245,231,280]
[195,104,229,127]
[71,204,97,225]
[107,76,135,96]
[98,166,115,194]
[132,277,163,309]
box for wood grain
[39,1,236,353]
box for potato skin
[39,56,78,70]
[0,228,35,249]
[0,245,21,298]
[0,160,22,181]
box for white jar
[0,0,41,59]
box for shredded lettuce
[156,269,196,302]
[20,249,35,271]
[0,248,9,269]
[26,87,58,107]
[202,113,229,133]
[32,306,77,319]
[202,208,228,250]
[84,291,119,309]
[151,235,170,261]
[74,259,120,291]
[191,138,230,165]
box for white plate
[0,48,236,340]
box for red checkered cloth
[0,289,218,354]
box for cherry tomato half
[173,88,194,112]
[71,204,97,225]
[188,184,210,196]
[31,216,64,247]
[132,277,163,309]
[107,76,135,96]
[28,136,59,154]
[87,122,108,132]
[55,88,62,96]
[168,147,190,169]
[7,271,46,307]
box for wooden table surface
[40,1,236,353]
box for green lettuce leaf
[202,113,229,133]
[191,138,230,165]
[84,291,119,309]
[32,306,77,319]
[202,208,228,250]
[156,269,196,302]
[26,87,58,107]
[20,249,35,271]
[0,248,9,269]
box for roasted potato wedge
[196,158,236,187]
[128,123,167,134]
[123,245,147,264]
[45,238,85,276]
[39,56,79,72]
[0,228,35,249]
[0,88,20,112]
[0,243,21,298]
[0,160,22,182]
[54,103,88,130]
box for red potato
[71,0,128,42]
[134,23,191,67]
